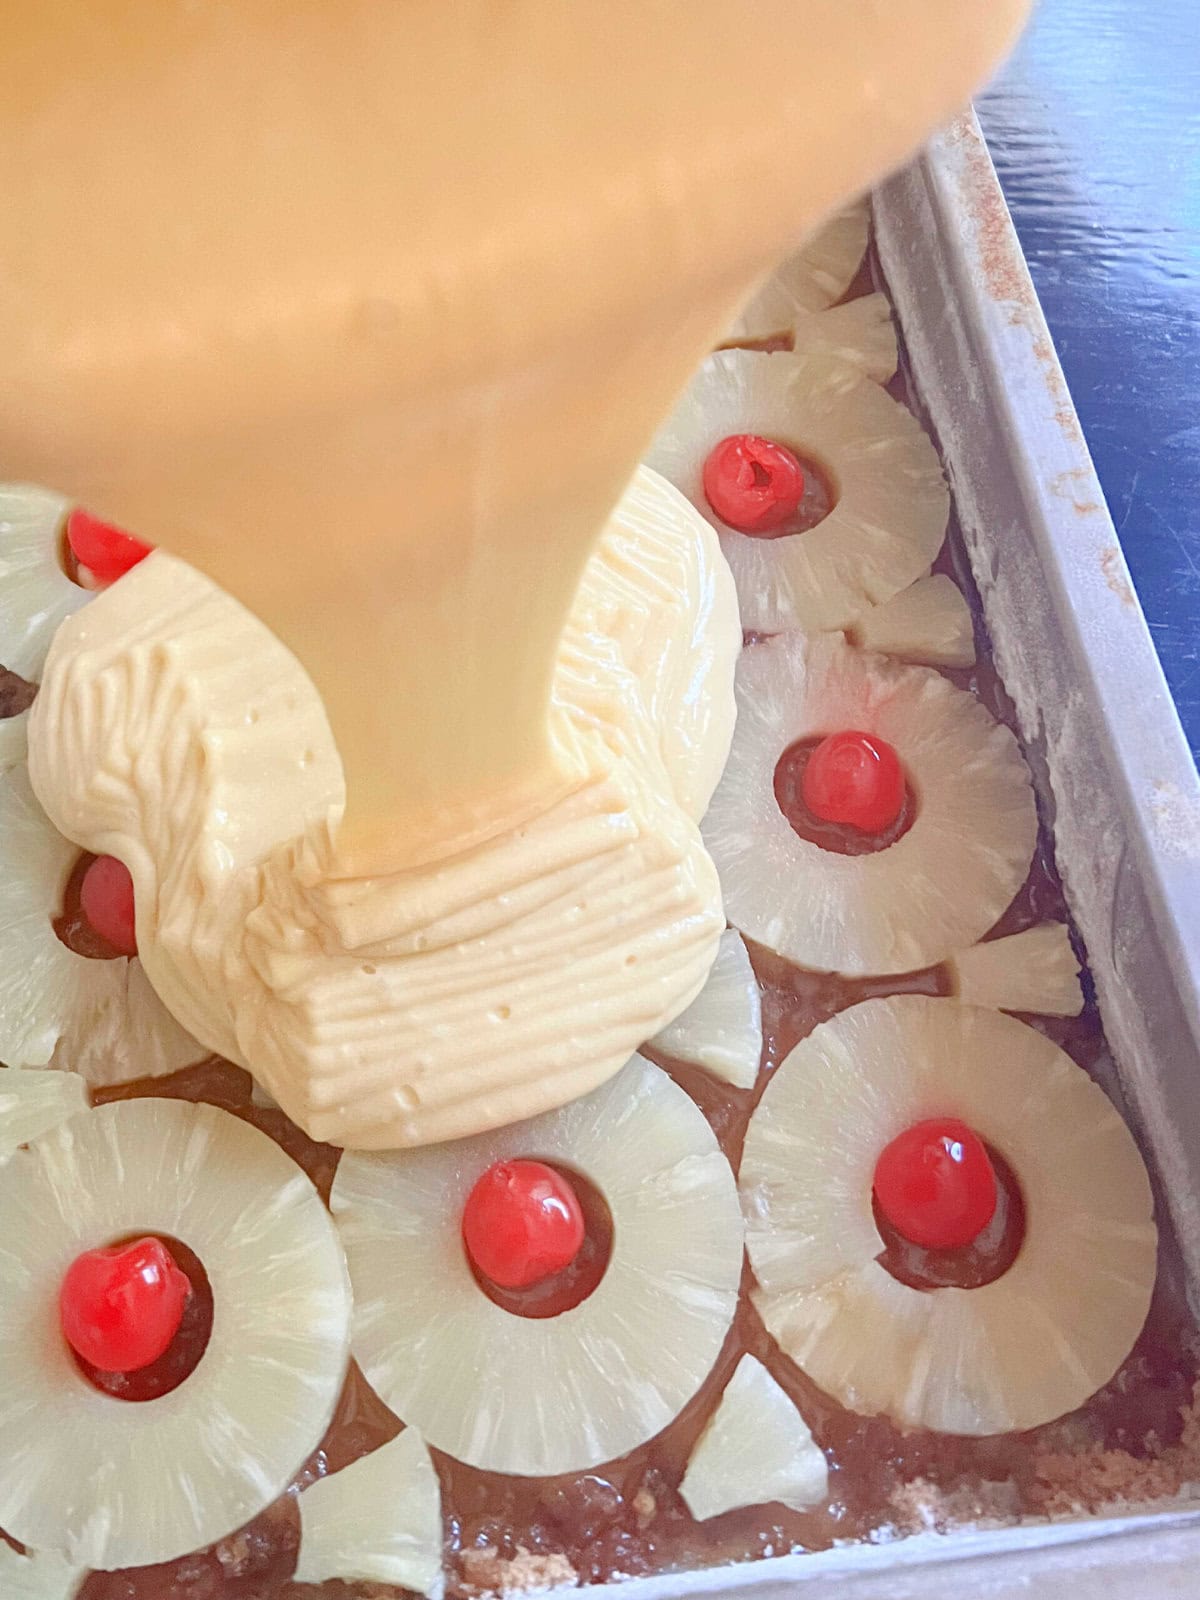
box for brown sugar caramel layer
[70,809,1196,1599]
[62,274,1199,1599]
[72,928,1197,1600]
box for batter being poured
[3,0,1029,1146]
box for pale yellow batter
[8,1,1029,1143]
[33,468,741,1145]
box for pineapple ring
[702,634,1038,975]
[295,1426,442,1596]
[782,294,898,385]
[679,1354,828,1521]
[0,484,88,681]
[725,295,898,386]
[0,1067,89,1165]
[647,348,948,634]
[0,1540,83,1600]
[332,1053,744,1477]
[0,711,30,773]
[649,928,763,1090]
[0,766,204,1082]
[723,201,871,340]
[741,996,1157,1436]
[0,1098,352,1569]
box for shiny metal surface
[978,0,1200,763]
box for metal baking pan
[581,110,1200,1598]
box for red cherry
[702,433,806,534]
[60,1237,191,1373]
[801,730,906,835]
[66,509,153,586]
[462,1160,585,1290]
[79,855,138,956]
[874,1118,998,1250]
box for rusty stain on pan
[1049,469,1103,517]
[1100,546,1139,608]
[948,114,1088,450]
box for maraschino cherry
[60,1237,191,1373]
[802,730,905,835]
[65,508,153,586]
[463,1160,585,1290]
[873,1118,998,1250]
[79,855,138,956]
[702,433,806,535]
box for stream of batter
[3,1,1028,1145]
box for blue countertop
[977,0,1200,766]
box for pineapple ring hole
[773,736,917,856]
[465,1162,614,1320]
[872,1143,1026,1292]
[68,1233,214,1402]
[53,849,130,961]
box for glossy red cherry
[462,1160,585,1290]
[801,730,905,835]
[702,433,806,534]
[873,1118,998,1250]
[79,855,138,956]
[60,1237,191,1373]
[66,509,153,586]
